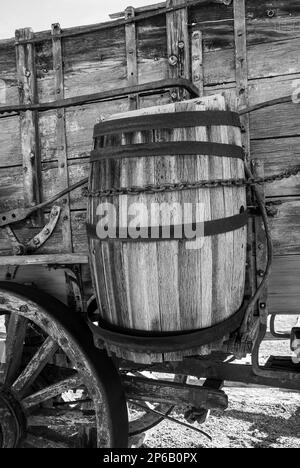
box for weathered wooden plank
[0,254,88,266]
[63,26,127,98]
[15,28,41,214]
[52,24,72,252]
[125,7,138,110]
[269,255,300,316]
[191,30,204,94]
[124,376,228,409]
[166,0,190,100]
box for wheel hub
[0,385,26,448]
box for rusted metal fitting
[19,305,29,313]
[257,269,265,278]
[168,55,178,66]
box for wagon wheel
[0,282,128,448]
[87,297,186,441]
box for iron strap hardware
[89,299,248,353]
[86,211,248,242]
[91,141,245,162]
[93,111,241,137]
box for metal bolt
[25,69,31,78]
[266,9,275,18]
[171,91,178,100]
[178,41,185,49]
[63,215,68,221]
[14,245,24,255]
[260,302,266,309]
[168,55,178,66]
[257,269,265,278]
[19,305,29,313]
[57,88,61,94]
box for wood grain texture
[51,24,72,252]
[15,28,41,215]
[89,95,247,363]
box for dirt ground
[144,387,299,448]
[144,316,300,449]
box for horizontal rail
[0,79,200,118]
[14,0,232,45]
[0,254,89,266]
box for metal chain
[85,165,300,198]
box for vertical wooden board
[233,0,254,305]
[191,30,204,95]
[15,28,42,215]
[166,0,190,100]
[125,7,139,111]
[35,39,55,103]
[136,15,168,85]
[52,24,72,252]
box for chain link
[85,165,300,198]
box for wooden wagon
[0,0,299,448]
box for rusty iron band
[88,299,248,354]
[86,211,248,242]
[91,141,244,162]
[93,111,241,137]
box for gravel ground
[144,387,299,448]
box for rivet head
[178,41,185,49]
[260,302,266,309]
[19,305,29,312]
[257,269,265,278]
[168,55,178,66]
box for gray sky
[0,0,153,38]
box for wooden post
[254,160,268,329]
[125,7,138,110]
[15,28,42,224]
[166,0,190,101]
[233,0,255,303]
[191,30,204,96]
[52,23,73,252]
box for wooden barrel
[87,95,247,363]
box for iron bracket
[2,205,61,256]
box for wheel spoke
[22,375,83,410]
[12,337,59,397]
[4,314,27,386]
